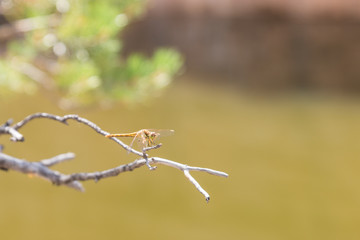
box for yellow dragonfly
[105,129,174,151]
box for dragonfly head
[149,132,159,141]
[143,130,159,145]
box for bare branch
[0,119,24,142]
[0,152,84,191]
[151,157,228,178]
[151,157,228,201]
[142,145,162,170]
[40,152,75,167]
[143,143,162,152]
[10,113,144,156]
[0,113,228,202]
[184,170,210,202]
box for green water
[1,78,360,239]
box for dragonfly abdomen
[105,133,137,138]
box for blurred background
[1,0,360,239]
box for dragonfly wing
[141,129,174,146]
[148,129,175,138]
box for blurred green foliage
[0,0,183,107]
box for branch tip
[40,152,75,167]
[2,119,13,127]
[143,143,162,152]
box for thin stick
[40,153,76,167]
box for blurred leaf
[0,0,183,108]
[0,60,37,97]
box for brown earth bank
[122,3,360,93]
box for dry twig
[0,113,228,202]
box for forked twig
[142,144,162,170]
[0,113,228,202]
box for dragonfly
[106,129,174,170]
[105,129,174,151]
